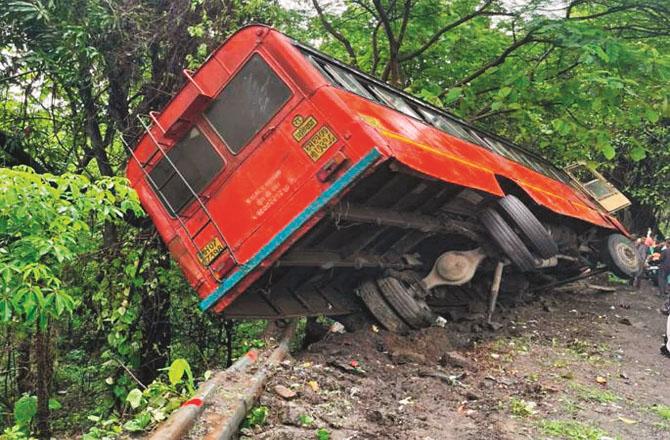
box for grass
[560,398,582,415]
[569,383,619,404]
[509,397,535,417]
[651,404,670,421]
[539,419,610,440]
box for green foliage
[509,397,535,417]
[651,404,670,421]
[539,419,609,440]
[315,428,331,440]
[0,168,141,326]
[243,406,269,428]
[569,383,620,404]
[298,414,314,427]
[85,364,194,438]
[0,0,668,437]
[166,358,194,393]
[13,396,36,427]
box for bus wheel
[480,207,538,272]
[357,280,409,334]
[601,233,639,279]
[497,195,559,258]
[377,277,433,329]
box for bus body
[126,25,634,324]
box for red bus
[126,25,639,331]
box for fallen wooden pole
[203,320,297,440]
[146,348,261,440]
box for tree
[0,168,141,438]
[306,0,669,229]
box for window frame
[298,44,568,183]
[148,125,226,217]
[203,52,293,156]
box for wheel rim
[614,242,638,270]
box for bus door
[564,163,631,213]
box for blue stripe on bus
[199,148,382,311]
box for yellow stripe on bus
[374,126,591,210]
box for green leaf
[48,398,62,410]
[444,87,462,104]
[168,358,190,386]
[629,146,647,161]
[123,412,151,432]
[14,395,37,426]
[316,428,331,440]
[126,388,143,409]
[601,143,616,160]
[645,108,660,123]
[498,86,512,98]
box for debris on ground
[247,283,670,439]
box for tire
[376,277,433,329]
[600,233,640,279]
[357,280,409,334]
[497,195,559,259]
[336,312,371,332]
[480,207,538,272]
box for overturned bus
[126,25,639,332]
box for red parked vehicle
[126,25,639,331]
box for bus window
[466,129,489,148]
[323,63,376,100]
[205,54,292,154]
[149,126,224,215]
[368,85,421,119]
[417,107,474,142]
[306,54,336,83]
[485,138,511,157]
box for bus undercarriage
[220,160,637,332]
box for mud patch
[243,283,670,439]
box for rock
[389,350,426,364]
[486,321,504,331]
[367,409,384,423]
[274,384,297,400]
[618,317,632,326]
[440,351,476,370]
[543,304,556,313]
[280,404,302,425]
[329,322,346,334]
[465,390,481,400]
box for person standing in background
[658,240,670,314]
[633,237,648,289]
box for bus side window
[323,63,376,100]
[306,54,336,84]
[484,137,510,157]
[368,85,421,119]
[417,107,473,142]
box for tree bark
[16,335,32,396]
[138,250,172,385]
[34,322,52,440]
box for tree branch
[312,0,359,67]
[399,0,497,62]
[445,32,536,93]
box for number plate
[302,126,338,161]
[198,237,225,266]
[292,115,317,141]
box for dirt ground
[241,281,670,440]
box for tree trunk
[34,322,52,440]
[138,252,172,385]
[16,335,32,396]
